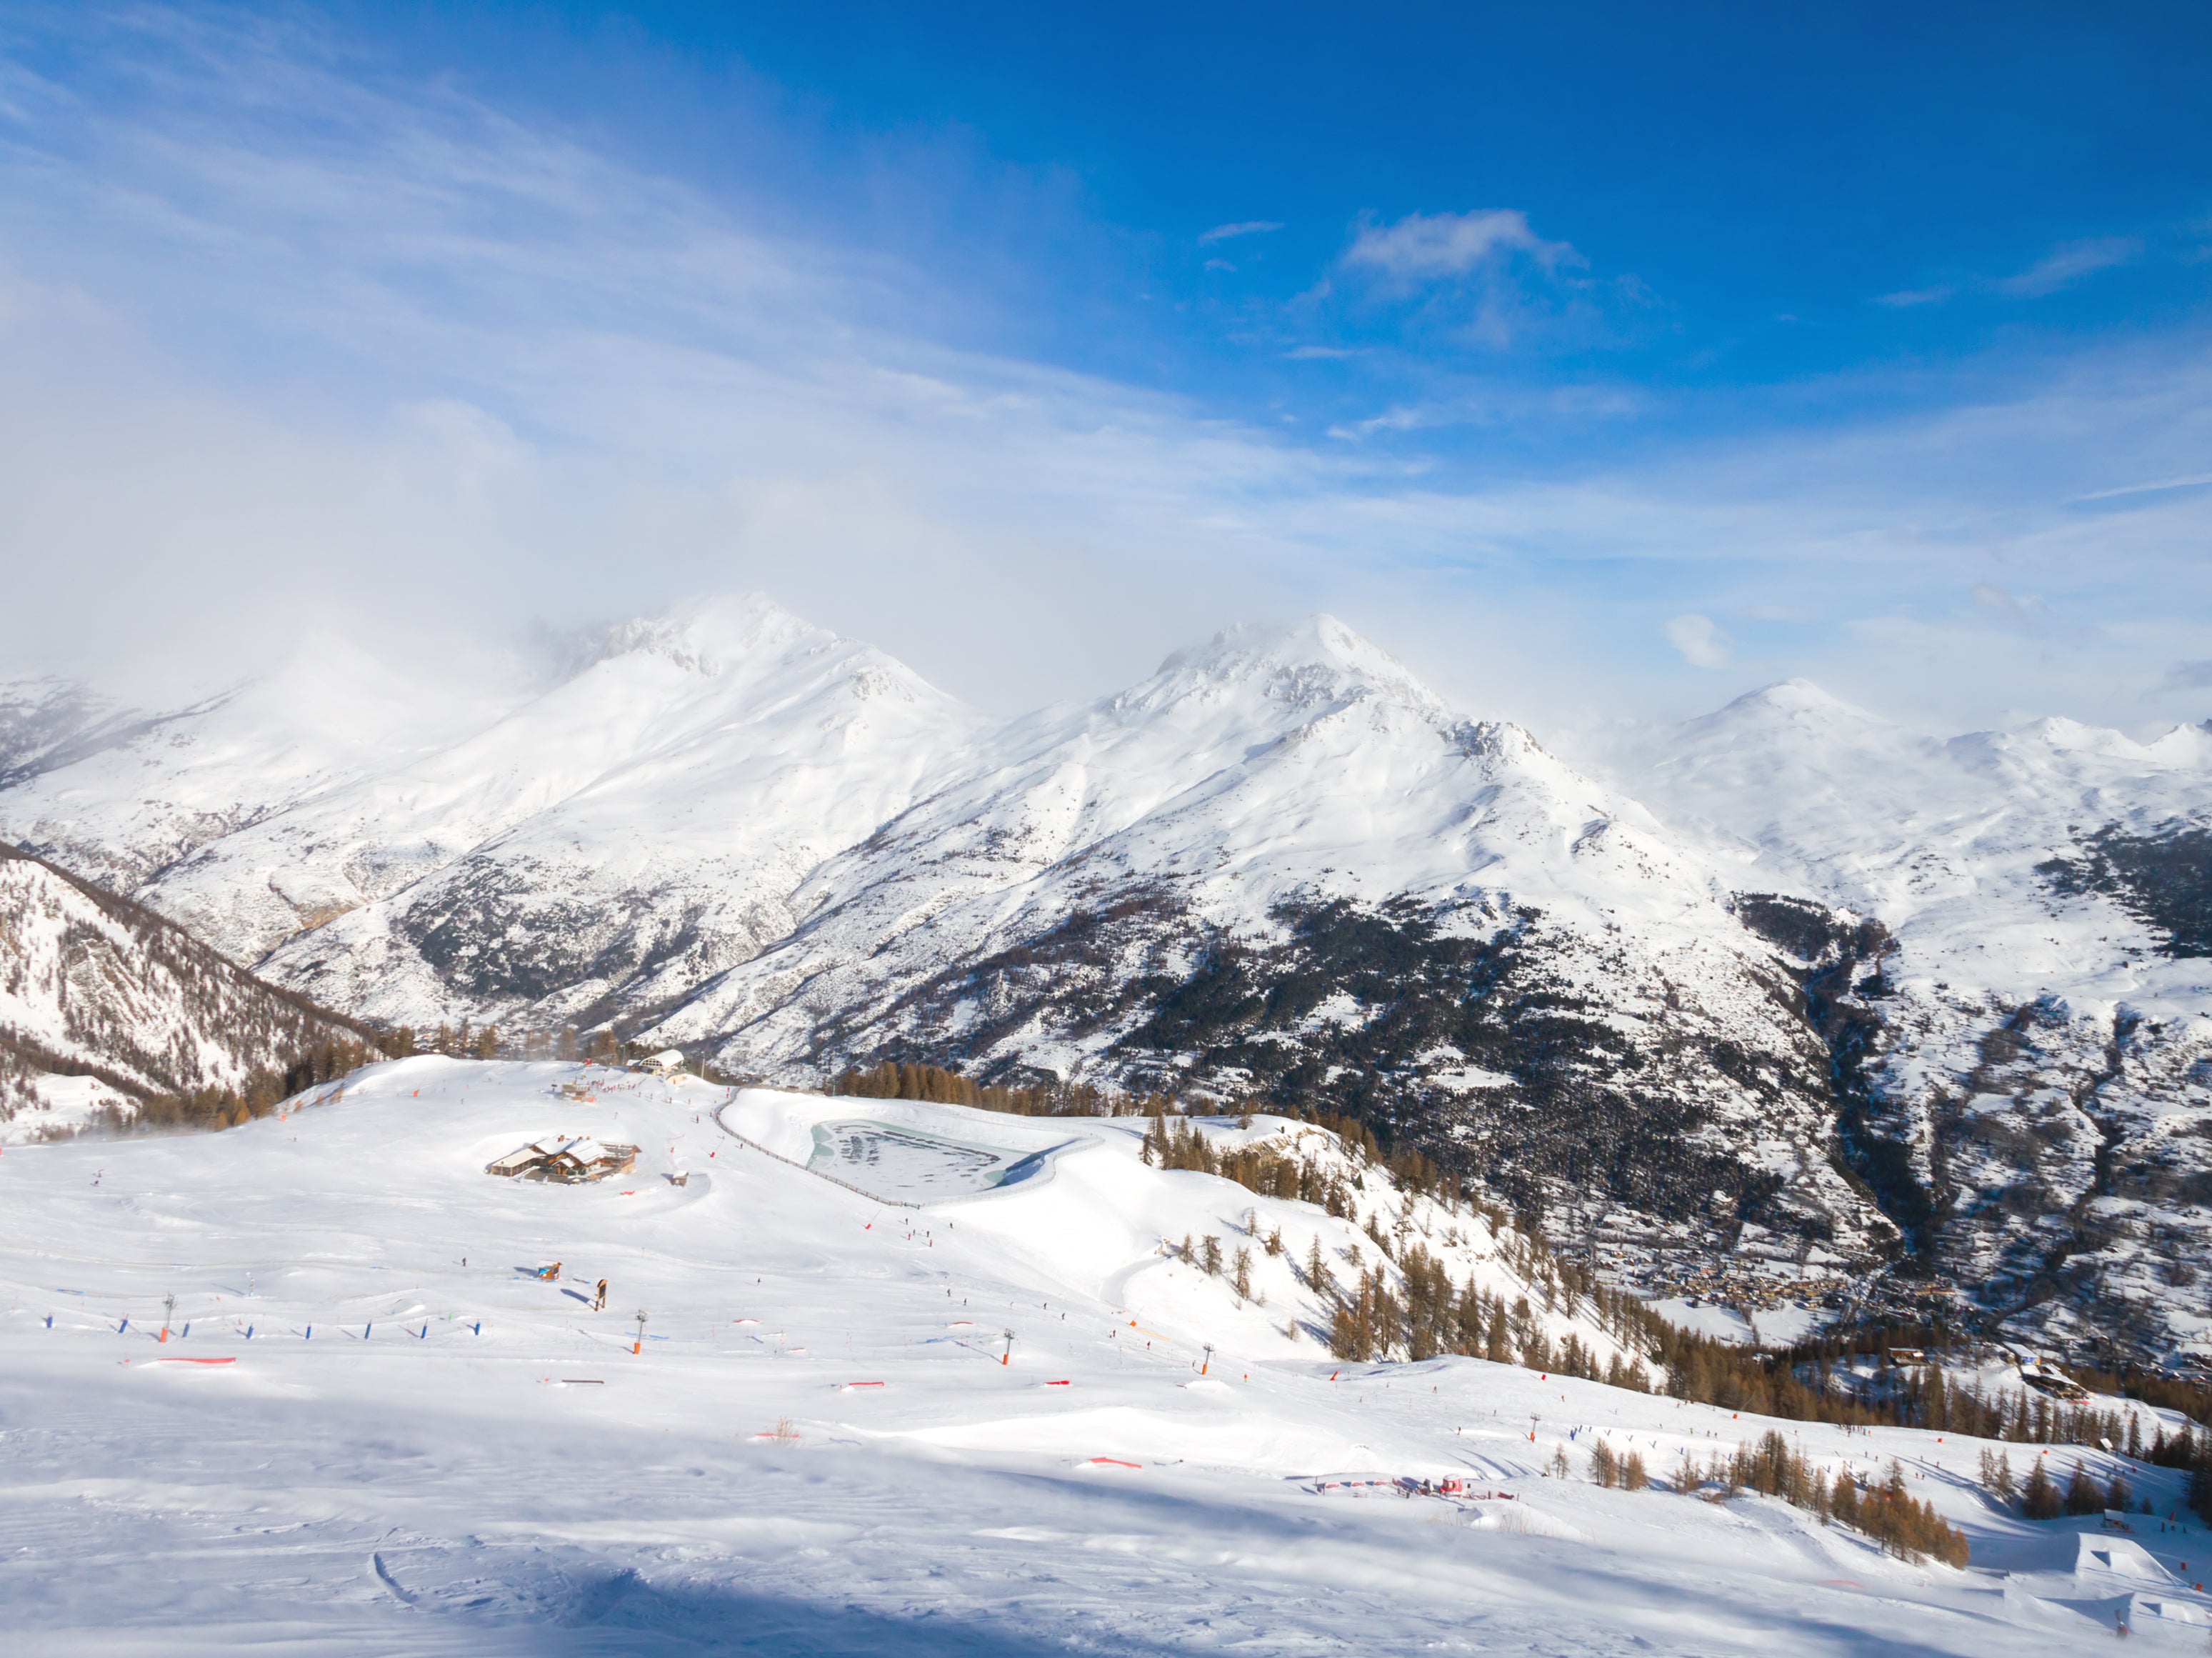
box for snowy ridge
[1,596,982,1035]
[0,842,365,1139]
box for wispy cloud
[1970,581,2048,631]
[1198,220,1283,244]
[1326,406,1433,440]
[2069,470,2212,502]
[1334,208,1618,350]
[1998,236,2143,296]
[1874,236,2144,310]
[2158,659,2212,692]
[1664,614,1731,669]
[1343,209,1576,282]
[1,7,2208,738]
[1873,285,1955,308]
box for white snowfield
[1,1058,2200,1654]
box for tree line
[832,1059,1169,1118]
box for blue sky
[1,2,2208,731]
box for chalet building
[484,1137,639,1184]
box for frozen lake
[804,1119,1032,1201]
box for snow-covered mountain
[655,616,1890,1279]
[1600,680,2212,1364]
[12,599,2212,1363]
[0,596,981,1037]
[0,842,369,1140]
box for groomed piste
[1,1054,2204,1653]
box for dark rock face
[1896,997,2212,1368]
[1732,895,1927,1255]
[1718,890,2212,1359]
[381,852,772,1037]
[827,890,1894,1277]
[2041,824,2212,958]
[396,856,649,1006]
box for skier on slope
[595,1277,609,1312]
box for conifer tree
[1589,1441,1618,1488]
[1306,1234,1330,1296]
[2021,1458,2061,1520]
[2063,1460,2103,1517]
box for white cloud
[1664,614,1731,669]
[1998,236,2143,296]
[1,8,2208,739]
[1342,209,1576,282]
[1335,208,1628,349]
[1198,220,1283,244]
[1326,406,1432,440]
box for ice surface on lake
[805,1119,1024,1199]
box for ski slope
[0,1058,2203,1653]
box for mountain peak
[1713,678,1868,721]
[1664,679,1903,756]
[1151,614,1451,721]
[593,593,822,678]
